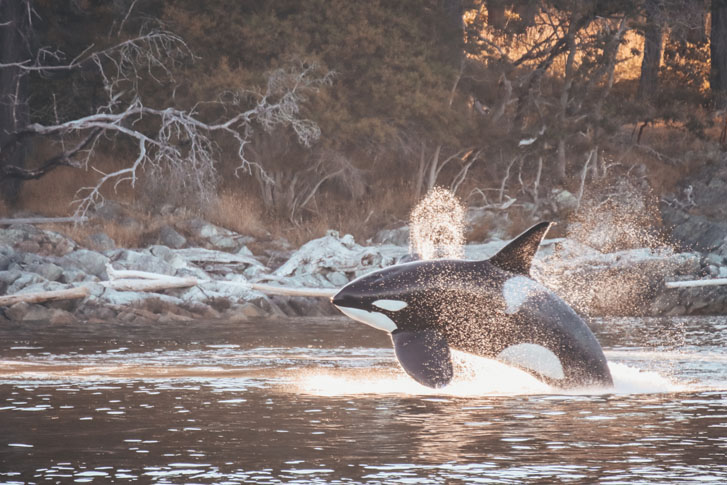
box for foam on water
[296,351,698,397]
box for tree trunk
[0,0,31,206]
[637,0,662,101]
[487,0,507,29]
[686,1,707,44]
[514,1,538,33]
[443,0,464,33]
[712,0,727,110]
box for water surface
[1,316,726,483]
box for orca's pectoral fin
[488,221,552,275]
[391,329,453,388]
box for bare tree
[0,9,332,217]
[712,0,727,110]
[638,0,664,101]
[0,0,31,205]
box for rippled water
[1,315,726,483]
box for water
[1,315,726,483]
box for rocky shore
[2,206,727,324]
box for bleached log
[249,283,337,298]
[665,278,727,289]
[0,286,90,306]
[106,266,337,298]
[101,277,199,292]
[174,248,266,267]
[0,216,88,226]
[106,265,175,281]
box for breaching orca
[332,222,613,389]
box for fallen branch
[665,278,727,289]
[0,267,339,309]
[249,283,336,298]
[101,277,198,292]
[0,216,89,226]
[106,265,337,298]
[0,286,90,307]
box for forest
[0,0,724,244]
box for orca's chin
[334,305,398,333]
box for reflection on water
[1,316,727,483]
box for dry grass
[3,119,718,253]
[204,191,268,238]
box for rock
[16,281,68,295]
[235,302,267,319]
[6,273,46,294]
[16,239,41,254]
[373,226,409,246]
[176,218,245,252]
[705,253,725,267]
[87,232,116,251]
[97,288,153,307]
[274,231,403,286]
[79,282,105,298]
[158,225,187,249]
[5,302,31,321]
[552,189,578,214]
[4,302,71,322]
[649,292,681,315]
[62,249,109,278]
[173,247,267,276]
[326,271,349,287]
[76,302,115,321]
[48,308,75,324]
[0,246,16,270]
[61,268,91,284]
[0,270,22,287]
[94,201,127,222]
[27,262,63,282]
[41,231,78,256]
[182,302,220,319]
[110,249,176,276]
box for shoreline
[0,218,724,325]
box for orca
[331,222,613,389]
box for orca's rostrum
[331,222,613,389]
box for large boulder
[109,249,176,276]
[0,224,77,257]
[274,231,405,288]
[175,218,252,252]
[61,249,109,278]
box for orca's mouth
[331,289,355,309]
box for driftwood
[249,283,336,298]
[100,277,199,292]
[174,248,264,266]
[0,286,90,306]
[0,265,337,308]
[665,278,727,289]
[0,216,89,226]
[105,265,337,297]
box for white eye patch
[372,299,408,311]
[336,306,398,332]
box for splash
[409,187,465,260]
[534,178,685,316]
[568,177,666,253]
[295,351,691,397]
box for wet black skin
[332,258,613,389]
